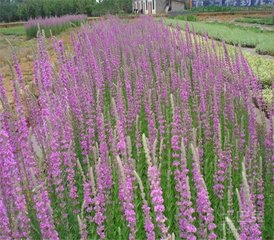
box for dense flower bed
[0,17,273,239]
[24,14,87,38]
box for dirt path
[0,29,72,106]
[197,12,273,22]
[241,46,274,60]
[231,21,274,31]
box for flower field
[24,15,87,38]
[0,17,273,239]
[165,18,274,56]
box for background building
[132,0,274,14]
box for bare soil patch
[197,12,272,22]
[0,30,72,106]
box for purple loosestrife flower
[94,159,109,239]
[13,67,60,238]
[96,106,112,190]
[155,99,166,141]
[0,194,11,239]
[33,184,59,240]
[143,134,169,238]
[94,190,106,239]
[171,106,181,163]
[83,180,94,217]
[214,148,232,199]
[0,75,12,134]
[148,165,169,237]
[256,158,264,228]
[78,215,88,240]
[60,123,78,202]
[134,171,155,240]
[116,119,127,157]
[142,203,156,240]
[171,105,196,238]
[78,160,96,225]
[25,15,87,34]
[45,106,67,213]
[117,156,136,240]
[0,123,30,238]
[177,140,197,240]
[144,93,157,148]
[0,16,270,240]
[238,163,262,240]
[191,144,217,239]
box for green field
[0,26,25,36]
[235,16,274,25]
[165,18,274,55]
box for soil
[197,12,273,22]
[232,21,274,31]
[0,30,72,108]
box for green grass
[244,53,274,87]
[242,53,273,105]
[169,15,197,22]
[262,88,273,105]
[256,40,274,55]
[0,26,25,36]
[165,19,274,55]
[235,16,274,25]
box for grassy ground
[0,26,25,36]
[235,16,274,25]
[244,53,273,105]
[165,18,274,55]
[0,26,73,107]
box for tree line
[0,0,132,22]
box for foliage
[165,19,274,55]
[170,14,197,22]
[18,0,96,19]
[0,17,272,240]
[24,15,87,38]
[0,0,132,22]
[244,53,274,87]
[262,88,273,105]
[0,2,21,22]
[235,16,274,25]
[256,39,274,55]
[0,26,25,36]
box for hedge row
[0,0,132,23]
[24,15,87,38]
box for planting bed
[165,18,274,55]
[25,15,87,38]
[196,12,272,22]
[0,17,273,239]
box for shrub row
[165,19,274,55]
[235,16,274,25]
[24,15,87,38]
[0,0,132,23]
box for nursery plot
[0,17,273,240]
[165,18,274,55]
